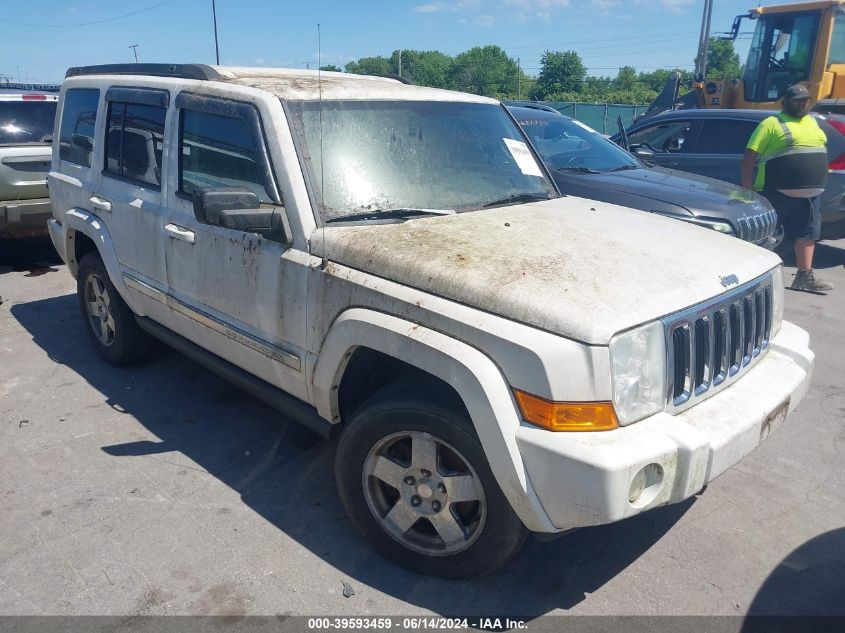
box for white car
[47,64,813,578]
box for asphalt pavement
[0,238,843,618]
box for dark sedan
[613,108,845,240]
[509,105,779,248]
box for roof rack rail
[65,64,222,81]
[0,82,61,92]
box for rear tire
[335,381,528,578]
[77,251,151,365]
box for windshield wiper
[605,164,640,172]
[483,193,552,208]
[326,208,455,223]
[555,166,601,174]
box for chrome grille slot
[712,309,728,385]
[743,296,754,364]
[729,302,742,374]
[754,289,765,352]
[763,286,772,346]
[663,273,774,415]
[693,317,710,394]
[671,325,691,403]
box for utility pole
[694,0,714,81]
[517,58,521,100]
[304,61,311,69]
[398,50,402,77]
[211,0,220,65]
[129,44,139,63]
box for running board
[135,316,334,438]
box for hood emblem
[720,274,739,287]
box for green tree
[707,37,742,80]
[319,64,342,72]
[345,56,393,76]
[390,50,453,88]
[613,66,638,91]
[536,50,587,98]
[447,45,522,98]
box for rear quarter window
[59,88,100,167]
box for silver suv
[48,64,813,578]
[0,89,57,243]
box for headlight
[771,264,784,336]
[609,321,666,425]
[651,211,735,235]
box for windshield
[286,100,556,222]
[0,100,56,145]
[516,113,639,172]
[743,11,820,102]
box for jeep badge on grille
[720,274,740,287]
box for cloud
[412,0,571,24]
[588,0,620,11]
[633,0,694,13]
[413,0,481,13]
[254,57,266,65]
[503,0,570,7]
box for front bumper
[516,319,813,532]
[0,198,52,239]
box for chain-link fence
[542,102,649,134]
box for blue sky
[1,0,773,84]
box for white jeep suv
[47,64,813,578]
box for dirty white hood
[316,198,781,344]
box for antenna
[211,0,220,65]
[318,23,327,270]
[318,23,324,199]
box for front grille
[664,274,773,413]
[736,209,777,244]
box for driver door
[161,92,308,401]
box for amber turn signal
[513,389,619,432]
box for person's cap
[783,84,811,100]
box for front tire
[77,251,151,365]
[335,382,528,578]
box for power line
[0,0,178,28]
[440,31,700,54]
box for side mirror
[192,186,287,239]
[631,145,655,160]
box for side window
[694,120,760,155]
[628,121,695,153]
[179,109,272,202]
[58,88,99,167]
[103,101,166,187]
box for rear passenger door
[96,87,174,326]
[162,92,307,400]
[687,118,761,185]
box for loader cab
[742,9,821,103]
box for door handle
[89,196,112,212]
[164,223,196,244]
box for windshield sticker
[503,138,543,177]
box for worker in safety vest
[741,84,833,293]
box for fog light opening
[628,463,664,507]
